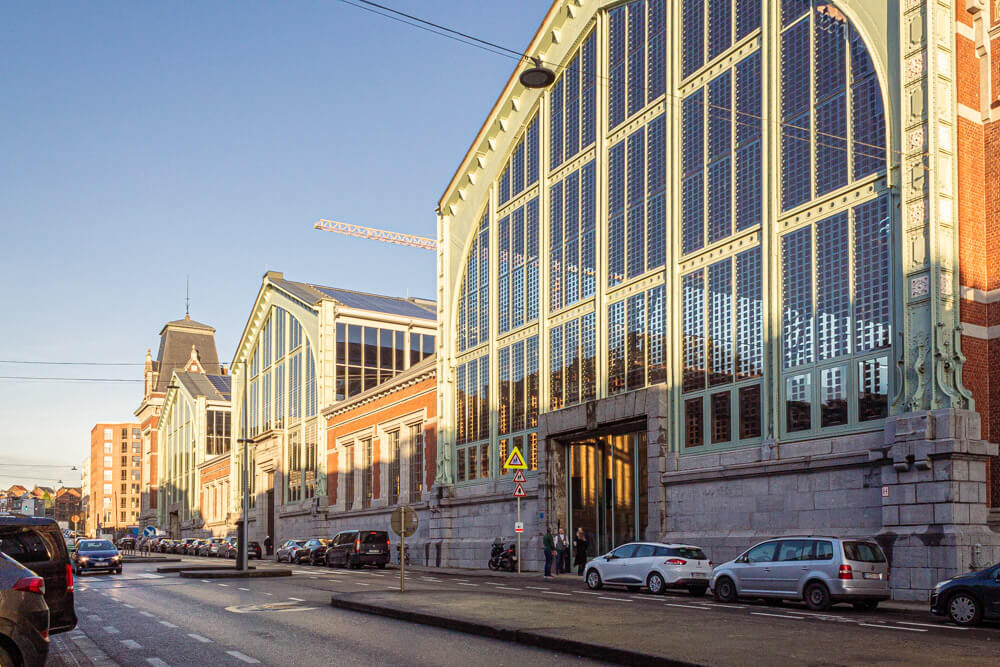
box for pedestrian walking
[264,535,272,557]
[555,528,569,574]
[542,527,556,578]
[574,527,589,576]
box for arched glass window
[456,211,489,353]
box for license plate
[863,572,882,580]
[367,549,380,554]
[691,572,707,578]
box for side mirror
[605,554,615,561]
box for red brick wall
[200,455,231,485]
[325,374,436,508]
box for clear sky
[0,0,551,489]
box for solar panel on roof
[312,286,435,318]
[207,374,232,398]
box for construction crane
[314,219,437,251]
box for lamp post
[235,361,251,572]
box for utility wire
[0,376,142,383]
[0,463,80,469]
[0,360,143,366]
[336,0,914,167]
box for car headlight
[78,556,89,563]
[111,555,122,561]
[934,580,949,590]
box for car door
[628,544,657,584]
[983,565,1000,619]
[603,544,638,583]
[738,541,780,594]
[771,540,811,595]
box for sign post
[390,505,418,593]
[503,447,528,574]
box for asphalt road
[69,562,606,666]
[69,556,1000,665]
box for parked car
[584,542,713,595]
[296,539,334,565]
[155,539,173,553]
[117,537,136,551]
[0,515,77,635]
[711,537,890,611]
[325,530,390,569]
[200,538,227,558]
[221,539,262,560]
[276,540,306,563]
[178,538,199,555]
[72,539,123,575]
[931,561,1000,626]
[0,551,50,666]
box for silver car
[711,536,890,611]
[585,542,713,595]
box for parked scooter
[488,538,517,572]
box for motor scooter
[488,537,517,572]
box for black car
[0,516,77,635]
[73,539,123,575]
[325,530,390,569]
[931,561,1000,626]
[0,552,50,666]
[222,539,262,560]
[296,539,334,565]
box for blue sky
[0,1,550,489]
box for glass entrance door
[568,431,646,560]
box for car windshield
[843,541,887,563]
[671,547,708,560]
[319,539,333,545]
[79,540,114,551]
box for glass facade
[448,0,891,474]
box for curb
[329,595,700,666]
[156,564,255,573]
[179,568,290,578]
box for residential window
[362,438,373,509]
[409,424,424,503]
[387,430,400,506]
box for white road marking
[226,650,261,664]
[859,623,926,632]
[158,620,178,628]
[139,611,156,618]
[526,586,549,590]
[121,639,142,649]
[457,583,479,587]
[309,577,317,580]
[263,592,273,596]
[355,582,370,586]
[77,606,89,612]
[599,596,632,602]
[288,597,305,601]
[701,602,744,609]
[123,604,135,609]
[103,626,120,634]
[495,586,520,591]
[188,633,212,643]
[239,588,250,591]
[895,621,967,631]
[218,583,229,587]
[138,573,164,579]
[86,614,101,621]
[292,570,311,575]
[369,574,383,577]
[665,603,707,610]
[751,612,804,620]
[543,591,572,597]
[146,658,170,667]
[201,579,211,583]
[579,592,603,596]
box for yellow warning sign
[503,446,528,470]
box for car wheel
[713,577,738,603]
[347,555,356,570]
[805,582,832,612]
[0,642,18,667]
[947,593,982,627]
[688,586,708,597]
[585,569,603,590]
[647,572,666,595]
[115,568,123,575]
[853,600,879,611]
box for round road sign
[390,505,418,538]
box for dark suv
[325,530,390,569]
[0,516,77,635]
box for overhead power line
[0,360,143,366]
[0,376,142,383]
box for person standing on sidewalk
[264,535,272,557]
[542,528,556,578]
[554,528,569,575]
[574,527,589,576]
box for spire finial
[185,275,190,318]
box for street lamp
[235,361,251,572]
[519,57,556,89]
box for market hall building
[432,0,1000,599]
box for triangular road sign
[512,470,526,483]
[503,446,528,470]
[513,482,527,498]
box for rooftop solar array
[311,286,435,319]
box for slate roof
[174,371,232,402]
[270,276,435,320]
[154,315,221,393]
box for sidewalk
[49,629,117,667]
[380,563,929,616]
